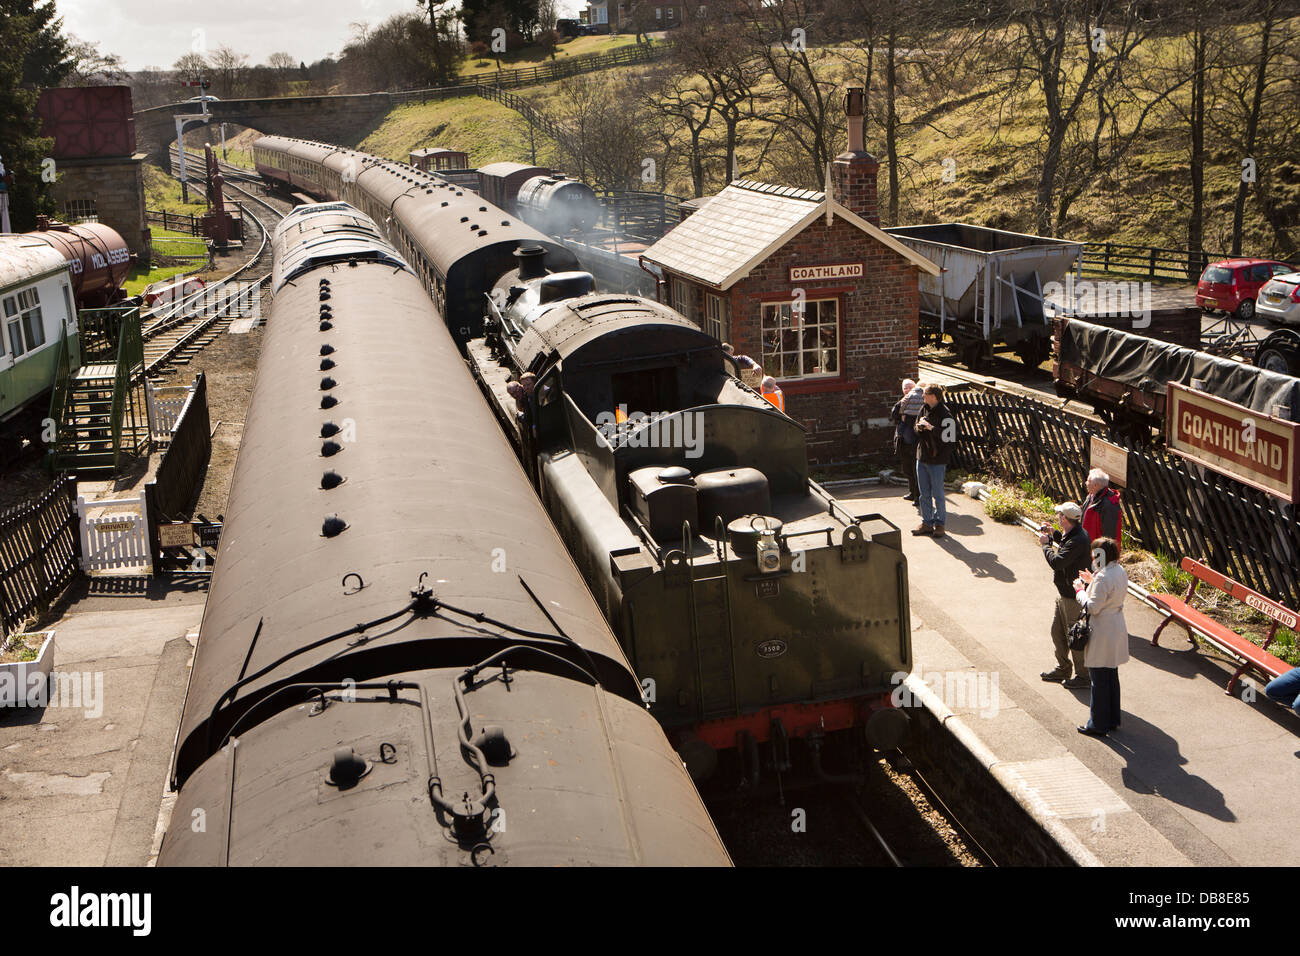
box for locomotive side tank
[468,250,913,782]
[160,204,730,867]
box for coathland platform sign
[1166,383,1300,502]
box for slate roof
[643,179,940,290]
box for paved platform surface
[838,482,1299,867]
[0,581,204,866]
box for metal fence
[0,476,81,637]
[147,209,203,236]
[946,384,1300,609]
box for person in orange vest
[760,375,784,412]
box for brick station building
[641,92,939,464]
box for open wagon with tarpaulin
[884,222,1083,367]
[1053,316,1300,442]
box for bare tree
[989,0,1176,237]
[734,0,842,189]
[209,44,249,98]
[65,36,127,85]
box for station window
[656,7,663,19]
[704,293,728,341]
[666,5,673,18]
[671,277,695,325]
[63,199,98,223]
[760,298,839,379]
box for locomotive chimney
[515,244,549,280]
[830,85,881,227]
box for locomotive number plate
[755,579,780,599]
[756,639,787,659]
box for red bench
[1149,557,1297,696]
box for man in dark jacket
[889,378,924,501]
[1039,501,1092,688]
[912,384,956,538]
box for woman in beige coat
[1072,537,1129,736]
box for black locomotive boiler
[158,203,731,866]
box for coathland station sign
[1166,383,1300,502]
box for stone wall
[51,154,151,262]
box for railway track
[142,149,290,379]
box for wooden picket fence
[0,476,81,638]
[946,384,1300,609]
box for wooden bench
[1149,557,1297,696]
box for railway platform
[0,581,204,866]
[838,481,1298,867]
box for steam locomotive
[158,202,731,866]
[252,135,914,785]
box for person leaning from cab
[1072,536,1130,737]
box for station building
[641,95,940,464]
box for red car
[1196,258,1296,321]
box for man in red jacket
[1081,468,1122,543]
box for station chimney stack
[831,86,881,227]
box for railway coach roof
[0,236,70,292]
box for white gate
[145,380,196,443]
[77,494,152,573]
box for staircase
[55,365,119,474]
[49,306,147,476]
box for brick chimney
[830,86,880,227]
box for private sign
[789,263,863,281]
[1166,383,1300,502]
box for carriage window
[761,298,839,379]
[7,319,24,357]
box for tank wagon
[0,236,80,462]
[252,136,579,347]
[159,203,730,867]
[884,222,1084,368]
[466,248,913,783]
[23,219,132,308]
[250,137,914,783]
[516,174,602,234]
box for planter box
[0,631,56,707]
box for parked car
[1255,271,1300,327]
[1196,258,1295,321]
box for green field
[358,92,560,168]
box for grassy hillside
[357,92,562,168]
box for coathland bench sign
[1166,383,1300,502]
